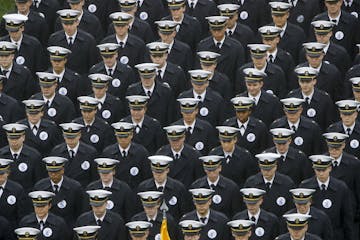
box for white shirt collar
[77,10,84,22]
[248,91,261,105]
[279,22,288,38]
[184,120,196,133]
[102,179,114,188]
[333,154,342,166]
[187,0,198,7]
[196,211,210,225]
[43,93,56,106]
[323,42,330,54]
[10,34,23,50]
[247,209,261,224]
[237,118,249,129]
[173,14,184,24]
[344,0,353,6]
[310,63,322,72]
[95,93,107,104]
[67,142,80,155]
[302,89,314,102]
[317,177,330,190]
[263,175,275,185]
[94,212,106,222]
[132,116,145,128]
[65,31,77,42]
[213,36,225,48]
[343,122,355,133]
[10,146,23,157]
[267,48,278,60]
[36,214,48,223]
[167,40,174,52]
[171,146,184,157]
[51,176,64,189]
[119,144,131,155]
[116,34,129,45]
[157,62,167,78]
[143,82,155,95]
[155,179,167,189]
[276,149,288,160]
[328,11,341,25]
[227,23,237,34]
[256,63,267,72]
[52,69,65,82]
[288,119,300,130]
[207,176,220,187]
[105,62,117,74]
[29,120,41,131]
[193,89,206,102]
[137,0,144,7]
[1,64,13,78]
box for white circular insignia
[58,87,68,95]
[155,234,161,240]
[169,196,177,205]
[81,161,90,170]
[47,108,57,117]
[18,163,28,172]
[307,108,316,118]
[246,133,256,142]
[139,11,148,20]
[322,199,332,209]
[16,56,25,65]
[212,194,222,204]
[207,229,217,239]
[294,136,303,146]
[350,139,359,148]
[102,110,111,119]
[130,167,139,176]
[351,12,358,18]
[7,195,16,205]
[43,227,53,237]
[296,15,304,23]
[106,200,114,210]
[266,89,274,95]
[276,196,286,206]
[112,79,121,88]
[120,56,129,65]
[57,200,67,209]
[199,107,209,116]
[90,134,99,143]
[39,131,48,141]
[240,11,248,20]
[195,141,204,150]
[255,227,265,237]
[335,31,344,40]
[88,4,97,13]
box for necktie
[39,220,44,230]
[185,126,192,140]
[157,69,162,80]
[2,70,8,77]
[346,128,351,135]
[268,54,274,63]
[227,30,232,36]
[210,184,216,190]
[265,182,271,192]
[190,1,194,8]
[147,90,152,97]
[280,155,285,161]
[216,42,221,49]
[197,95,202,101]
[291,125,296,132]
[331,19,337,25]
[321,184,326,191]
[200,217,207,223]
[137,0,140,7]
[157,186,164,192]
[174,153,179,160]
[13,154,18,160]
[54,184,59,193]
[97,219,102,226]
[33,0,39,8]
[239,124,245,136]
[288,0,294,6]
[225,155,231,164]
[135,125,141,134]
[32,125,38,135]
[119,41,124,48]
[86,125,91,133]
[68,37,73,48]
[333,161,338,168]
[305,97,310,105]
[122,150,127,158]
[108,68,113,76]
[252,97,257,105]
[46,100,50,107]
[69,150,75,159]
[251,216,256,222]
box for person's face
[143,203,159,218]
[62,20,79,36]
[0,171,9,185]
[0,54,14,68]
[141,76,155,89]
[181,109,198,124]
[69,0,84,11]
[285,108,303,123]
[191,82,208,94]
[306,54,324,68]
[152,168,169,184]
[314,166,331,182]
[81,109,97,124]
[236,110,251,123]
[245,198,263,215]
[295,201,311,214]
[51,59,67,73]
[8,26,24,41]
[262,37,279,52]
[315,32,332,44]
[353,90,360,101]
[260,165,277,181]
[130,108,146,122]
[48,168,64,184]
[340,112,358,126]
[205,165,221,182]
[91,203,107,218]
[246,81,263,96]
[130,232,149,240]
[226,14,238,28]
[114,24,129,37]
[328,144,345,159]
[220,138,236,152]
[170,6,185,21]
[92,86,108,98]
[194,199,211,215]
[26,111,44,125]
[102,53,118,67]
[34,204,51,219]
[8,135,25,151]
[15,0,32,14]
[274,140,291,154]
[184,234,200,240]
[252,55,267,69]
[168,136,185,152]
[99,170,115,184]
[233,231,251,240]
[200,63,216,73]
[116,133,133,148]
[158,31,176,44]
[272,13,289,27]
[299,79,316,95]
[325,0,342,15]
[64,134,81,148]
[150,53,168,67]
[210,28,226,41]
[288,225,308,240]
[41,84,57,98]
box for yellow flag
[160,217,171,240]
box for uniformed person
[125,221,153,240]
[73,225,100,240]
[236,44,287,98]
[18,99,63,156]
[126,63,176,127]
[102,122,151,189]
[179,220,205,240]
[281,188,334,240]
[134,0,166,36]
[173,98,217,155]
[0,158,30,233]
[265,128,313,185]
[75,189,127,240]
[268,1,306,64]
[47,46,85,106]
[197,51,232,101]
[14,227,40,240]
[48,9,98,75]
[236,68,284,127]
[88,73,126,125]
[146,41,187,98]
[299,155,354,240]
[73,96,115,153]
[31,72,76,125]
[223,97,270,154]
[34,156,85,230]
[30,0,60,34]
[0,14,47,75]
[180,188,231,240]
[233,188,280,240]
[155,20,193,72]
[178,70,228,127]
[209,126,258,188]
[86,158,136,222]
[89,43,136,102]
[227,219,255,240]
[258,25,294,89]
[291,42,342,101]
[349,77,360,104]
[327,100,360,159]
[137,155,192,221]
[156,125,204,188]
[132,191,180,240]
[244,153,295,217]
[196,15,245,88]
[276,213,321,240]
[0,123,45,192]
[287,67,337,132]
[270,97,325,156]
[19,190,71,240]
[0,41,38,101]
[101,12,146,68]
[50,123,98,187]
